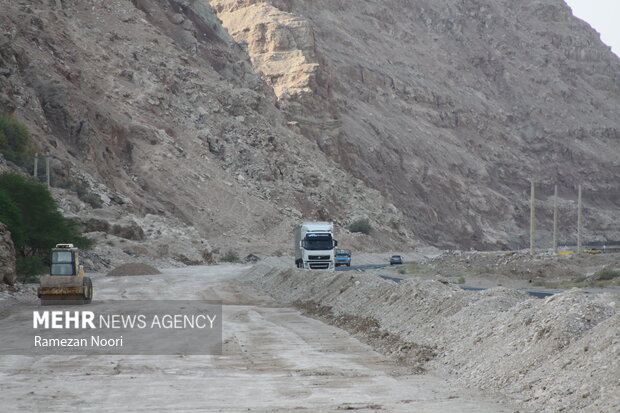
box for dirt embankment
[106,263,162,276]
[243,263,620,413]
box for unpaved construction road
[0,265,523,412]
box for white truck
[294,222,337,270]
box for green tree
[0,173,91,258]
[15,256,46,281]
[0,114,33,166]
[0,189,26,250]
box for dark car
[389,255,403,265]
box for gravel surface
[0,265,522,412]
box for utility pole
[530,180,535,255]
[33,153,39,179]
[553,185,558,253]
[577,184,582,254]
[34,153,52,186]
[45,153,50,187]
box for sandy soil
[0,264,523,412]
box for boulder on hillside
[78,215,146,241]
[82,217,111,233]
[0,222,16,285]
[110,221,146,241]
[244,253,260,263]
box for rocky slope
[0,0,409,267]
[0,0,619,264]
[212,0,620,249]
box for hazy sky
[563,0,620,57]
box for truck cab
[294,222,337,270]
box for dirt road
[0,265,522,412]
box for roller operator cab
[294,222,337,270]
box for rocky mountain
[211,0,620,249]
[0,0,408,266]
[0,0,619,265]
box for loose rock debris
[243,263,620,412]
[106,263,162,276]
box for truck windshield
[303,239,334,250]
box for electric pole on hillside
[553,185,558,253]
[33,152,38,178]
[45,154,50,187]
[577,184,583,254]
[33,153,51,187]
[530,181,535,255]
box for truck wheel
[83,277,93,304]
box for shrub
[74,181,103,208]
[0,114,34,167]
[349,219,372,234]
[58,179,103,208]
[221,250,240,263]
[571,275,588,284]
[16,256,46,282]
[595,268,620,281]
[79,192,103,209]
[0,172,92,259]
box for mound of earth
[106,263,161,277]
[243,263,620,412]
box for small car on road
[335,249,352,267]
[389,255,403,265]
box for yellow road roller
[38,243,93,305]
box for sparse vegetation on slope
[349,219,372,235]
[58,179,103,209]
[221,250,240,263]
[0,113,35,168]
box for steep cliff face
[0,0,409,261]
[211,0,620,249]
